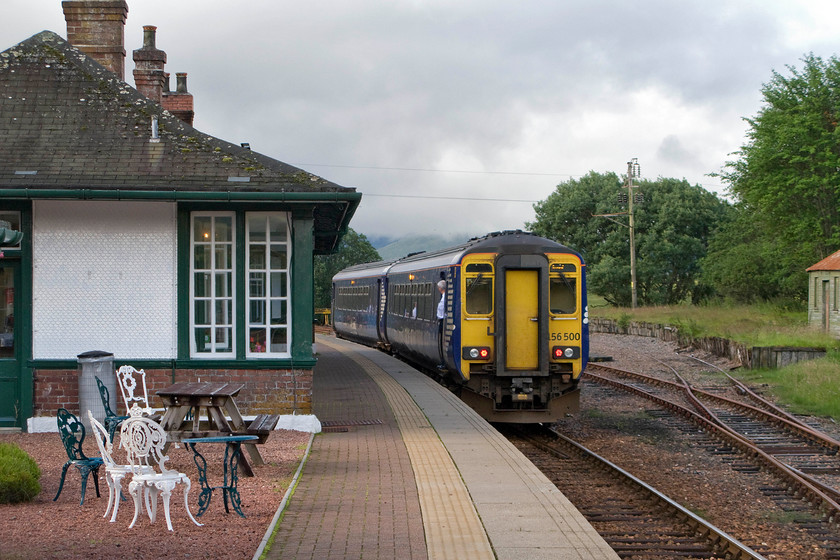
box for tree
[713,53,840,301]
[313,228,381,310]
[700,206,797,302]
[528,172,730,306]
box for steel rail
[585,369,840,523]
[588,363,840,452]
[687,355,818,431]
[513,426,768,560]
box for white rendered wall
[33,200,178,360]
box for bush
[0,442,41,504]
[616,313,631,332]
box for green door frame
[0,201,32,429]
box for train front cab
[457,250,587,423]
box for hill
[376,233,475,261]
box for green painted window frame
[191,211,236,358]
[245,212,292,358]
[177,203,315,368]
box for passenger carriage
[332,231,588,423]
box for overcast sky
[4,1,840,242]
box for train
[331,230,589,423]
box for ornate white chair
[116,365,156,417]
[87,411,153,523]
[120,405,202,531]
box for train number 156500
[551,332,581,341]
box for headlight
[462,346,491,360]
[552,346,580,359]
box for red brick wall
[33,367,312,417]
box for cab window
[465,263,493,315]
[550,275,577,314]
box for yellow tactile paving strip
[319,336,495,560]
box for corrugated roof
[0,31,359,252]
[807,249,840,272]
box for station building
[807,250,840,338]
[0,1,360,429]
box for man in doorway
[436,276,446,370]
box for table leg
[223,441,247,517]
[186,443,213,517]
[207,406,229,433]
[161,404,192,454]
[223,399,265,467]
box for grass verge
[590,299,840,419]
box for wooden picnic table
[156,382,263,476]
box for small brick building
[807,250,840,338]
[0,1,360,429]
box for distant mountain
[367,235,397,250]
[377,233,475,261]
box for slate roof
[0,31,359,252]
[807,250,840,272]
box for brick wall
[63,0,129,80]
[33,367,312,417]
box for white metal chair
[120,405,202,531]
[116,365,156,417]
[87,411,153,523]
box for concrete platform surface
[263,335,618,560]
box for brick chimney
[162,72,195,126]
[62,0,129,80]
[132,25,167,104]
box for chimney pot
[142,25,157,49]
[132,24,167,104]
[176,73,188,93]
[162,71,195,126]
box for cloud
[2,0,838,237]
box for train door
[505,270,539,370]
[376,279,384,341]
[495,254,549,376]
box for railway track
[585,362,840,556]
[504,425,765,560]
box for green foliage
[0,442,41,504]
[592,302,838,349]
[616,313,631,331]
[713,53,840,301]
[528,172,730,306]
[313,228,381,309]
[741,359,840,418]
[593,302,840,418]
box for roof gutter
[0,188,362,204]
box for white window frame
[190,211,236,358]
[246,212,292,358]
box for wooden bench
[246,414,280,444]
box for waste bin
[78,350,115,430]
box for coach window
[550,273,577,315]
[465,263,493,315]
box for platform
[263,334,619,560]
